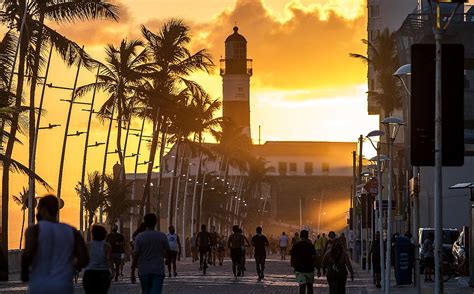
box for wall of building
[418,157,474,230]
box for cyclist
[228,225,245,278]
[196,225,211,273]
[209,226,219,266]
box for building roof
[253,141,357,157]
[225,26,247,43]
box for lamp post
[382,117,404,294]
[367,130,387,291]
[394,63,421,294]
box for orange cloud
[188,0,367,90]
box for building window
[304,162,313,175]
[289,162,297,173]
[368,79,375,91]
[322,162,330,174]
[278,162,287,176]
[368,29,380,42]
[369,5,380,18]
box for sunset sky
[6,0,379,247]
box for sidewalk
[353,262,472,294]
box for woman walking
[83,225,113,294]
[322,239,354,294]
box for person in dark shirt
[251,227,269,281]
[196,225,211,271]
[291,230,316,294]
[106,225,125,281]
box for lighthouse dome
[225,26,247,43]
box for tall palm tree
[350,28,402,116]
[75,171,106,236]
[138,19,213,219]
[0,0,118,264]
[76,39,148,184]
[12,187,28,249]
[103,174,135,226]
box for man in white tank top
[21,195,89,294]
[166,226,181,278]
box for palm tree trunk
[19,210,25,250]
[116,98,124,181]
[167,135,180,228]
[27,11,45,227]
[139,108,160,220]
[2,26,28,276]
[155,123,168,225]
[100,103,116,223]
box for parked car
[452,227,469,276]
[419,228,459,272]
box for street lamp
[367,129,388,291]
[381,117,404,294]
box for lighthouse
[220,26,253,138]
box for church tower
[220,26,253,137]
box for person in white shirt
[279,232,289,260]
[21,195,89,294]
[166,226,181,278]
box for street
[0,256,372,294]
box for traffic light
[411,43,464,166]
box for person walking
[106,224,125,281]
[279,232,289,260]
[83,225,113,294]
[369,231,382,288]
[292,232,300,248]
[21,195,89,294]
[314,234,323,277]
[196,225,212,271]
[131,213,170,294]
[217,235,226,266]
[190,233,198,263]
[209,226,219,266]
[251,227,269,281]
[166,226,181,278]
[323,240,354,294]
[422,232,434,282]
[291,230,316,294]
[228,225,245,278]
[239,228,251,275]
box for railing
[220,59,253,76]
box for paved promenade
[0,256,471,293]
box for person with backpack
[323,239,354,294]
[227,225,245,278]
[21,195,89,294]
[166,226,181,278]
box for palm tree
[12,187,28,249]
[75,171,106,237]
[350,28,402,116]
[103,175,135,226]
[247,156,275,200]
[0,0,118,265]
[138,19,213,219]
[76,39,148,184]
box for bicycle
[199,248,209,275]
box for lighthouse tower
[220,26,253,138]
